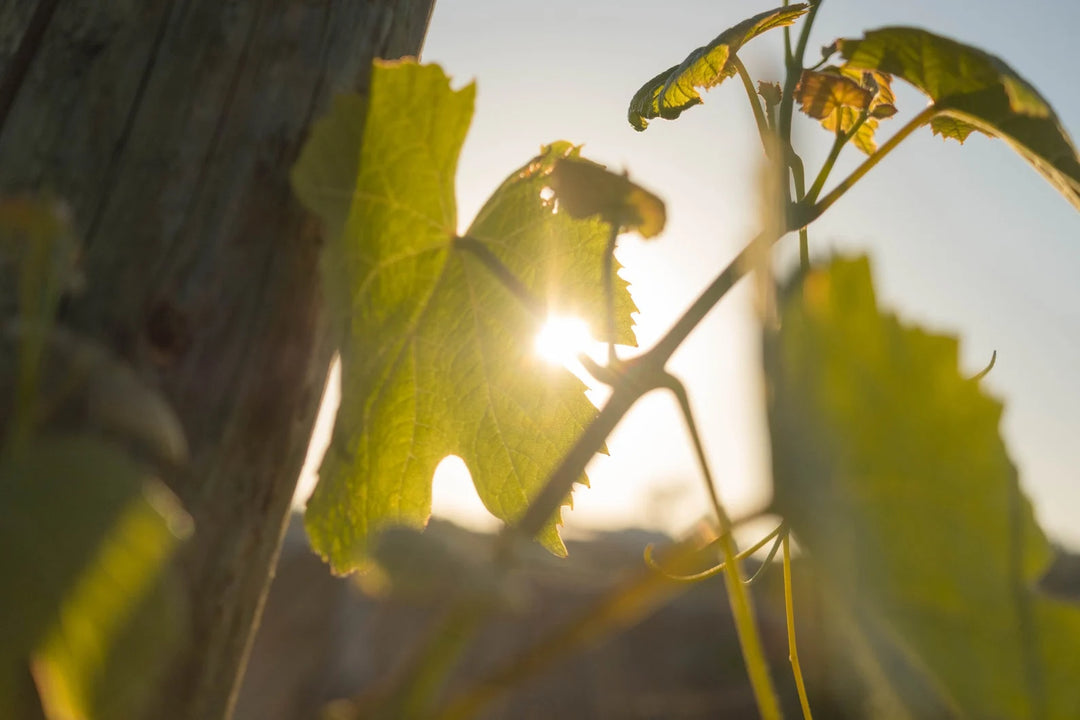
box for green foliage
[627,4,809,131]
[288,7,1080,718]
[292,61,637,573]
[839,27,1080,210]
[767,257,1080,718]
[0,436,190,718]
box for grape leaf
[0,436,190,718]
[766,256,1080,718]
[839,27,1080,210]
[796,68,897,155]
[292,61,638,573]
[627,4,809,131]
[796,70,873,123]
[549,158,666,239]
[930,115,977,144]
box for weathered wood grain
[0,2,434,717]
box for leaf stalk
[810,105,937,218]
[789,150,810,269]
[644,523,785,582]
[663,370,782,719]
[805,111,869,204]
[733,56,772,157]
[784,535,814,720]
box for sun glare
[534,316,593,366]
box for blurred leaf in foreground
[767,256,1080,719]
[0,436,190,719]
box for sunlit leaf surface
[627,4,809,131]
[839,27,1080,209]
[0,436,189,718]
[767,256,1080,718]
[292,61,637,573]
[796,67,897,155]
[796,70,872,122]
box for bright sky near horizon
[297,1,1080,549]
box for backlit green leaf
[627,4,809,131]
[840,27,1080,210]
[293,61,637,573]
[930,114,977,143]
[767,256,1080,718]
[0,436,190,718]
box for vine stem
[807,126,847,203]
[510,223,783,544]
[778,0,822,148]
[508,100,928,544]
[507,110,937,548]
[733,56,771,156]
[789,151,810,270]
[663,375,728,532]
[718,529,782,720]
[778,2,820,269]
[812,105,937,218]
[805,112,868,203]
[662,374,781,719]
[743,529,786,586]
[784,534,814,720]
[510,380,646,542]
[782,2,794,67]
[645,523,784,582]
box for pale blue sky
[316,2,1080,547]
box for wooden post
[0,2,434,717]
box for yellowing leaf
[549,158,666,239]
[796,70,872,122]
[797,68,897,155]
[628,4,809,131]
[840,27,1080,209]
[292,62,638,573]
[820,110,883,155]
[849,119,880,155]
[767,256,1080,719]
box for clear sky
[299,1,1080,549]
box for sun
[534,316,593,366]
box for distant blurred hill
[234,515,1080,720]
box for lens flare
[534,316,592,366]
